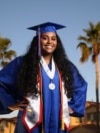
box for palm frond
[77,42,92,63]
[0,36,17,68]
[0,37,11,51]
[78,36,89,42]
[89,22,94,30]
[4,50,16,60]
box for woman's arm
[68,64,87,117]
[0,56,24,114]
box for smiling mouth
[45,45,53,48]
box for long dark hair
[18,34,74,98]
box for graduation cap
[27,22,66,56]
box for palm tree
[0,36,16,68]
[77,22,100,133]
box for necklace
[40,56,55,90]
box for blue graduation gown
[0,56,87,133]
[41,65,63,133]
[0,56,23,114]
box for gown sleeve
[0,56,23,114]
[68,63,88,117]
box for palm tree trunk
[95,55,100,133]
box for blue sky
[0,0,100,103]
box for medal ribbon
[40,56,55,79]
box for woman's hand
[68,107,74,114]
[8,99,29,111]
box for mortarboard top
[27,22,66,33]
[27,22,66,56]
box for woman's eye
[42,37,47,40]
[52,38,56,41]
[52,38,57,41]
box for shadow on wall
[69,124,100,133]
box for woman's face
[40,32,57,55]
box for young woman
[0,22,87,133]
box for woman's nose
[48,39,52,43]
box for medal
[49,82,55,90]
[40,56,56,90]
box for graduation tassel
[37,27,41,57]
[61,118,65,130]
[59,74,65,130]
[39,71,44,133]
[42,125,44,133]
